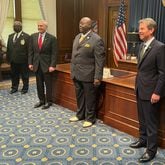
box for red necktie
[38,34,42,49]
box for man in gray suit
[129,18,165,163]
[7,21,30,94]
[28,20,57,109]
[69,17,105,128]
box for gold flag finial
[162,0,165,7]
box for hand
[151,93,160,104]
[29,65,33,71]
[49,66,56,72]
[94,79,101,86]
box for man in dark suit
[7,21,30,94]
[0,39,5,65]
[69,17,105,128]
[129,18,165,163]
[28,20,57,109]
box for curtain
[39,0,57,37]
[21,0,43,35]
[128,0,165,43]
[0,0,9,39]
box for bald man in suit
[28,20,57,109]
[129,18,165,163]
[69,17,105,128]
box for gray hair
[139,18,157,32]
[38,20,48,27]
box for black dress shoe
[34,102,45,108]
[138,152,155,163]
[21,90,28,94]
[129,140,146,148]
[9,89,18,94]
[42,102,52,109]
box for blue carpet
[0,85,165,165]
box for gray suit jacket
[136,39,165,100]
[71,31,105,82]
[28,32,57,73]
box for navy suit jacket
[28,32,57,73]
[135,39,165,100]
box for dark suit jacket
[136,39,165,100]
[0,50,4,64]
[7,32,30,64]
[28,32,57,73]
[71,31,105,82]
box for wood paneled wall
[56,0,129,67]
[14,0,130,68]
[80,0,99,20]
[56,0,80,63]
[13,0,22,21]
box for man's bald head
[13,21,22,33]
[79,17,92,34]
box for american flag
[113,0,127,66]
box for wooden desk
[52,63,165,148]
[118,59,137,72]
[52,64,77,111]
[0,63,10,81]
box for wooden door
[106,5,128,68]
[107,6,119,68]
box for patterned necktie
[79,35,85,43]
[38,34,42,49]
[139,44,146,61]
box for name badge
[20,39,25,45]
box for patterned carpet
[0,82,165,164]
[0,74,36,90]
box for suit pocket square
[84,44,90,48]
